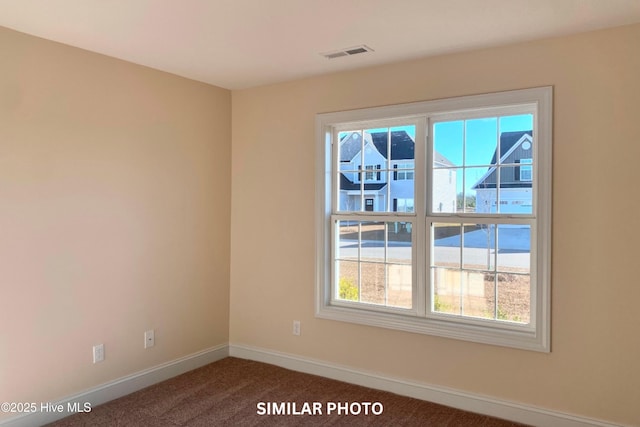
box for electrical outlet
[144,330,155,349]
[293,320,301,336]
[93,344,104,363]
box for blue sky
[368,114,532,195]
[433,114,533,194]
[433,115,532,166]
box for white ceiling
[1,0,640,90]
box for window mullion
[460,224,465,316]
[493,225,498,320]
[384,222,389,306]
[462,122,466,214]
[357,221,362,302]
[332,128,340,214]
[387,128,392,211]
[359,130,364,212]
[415,117,427,316]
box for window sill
[315,302,549,352]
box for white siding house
[338,130,456,213]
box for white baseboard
[1,343,626,427]
[1,344,229,427]
[229,343,625,427]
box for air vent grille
[322,45,373,59]
[325,51,348,59]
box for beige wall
[230,23,640,425]
[0,26,231,417]
[2,20,639,426]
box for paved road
[337,228,530,269]
[435,227,530,252]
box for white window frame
[315,87,552,352]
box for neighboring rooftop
[490,131,533,164]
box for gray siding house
[472,130,534,214]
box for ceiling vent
[322,45,374,59]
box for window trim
[315,87,552,352]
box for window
[394,198,414,213]
[316,87,552,351]
[365,165,375,181]
[520,158,533,181]
[395,163,414,180]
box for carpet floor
[46,357,528,426]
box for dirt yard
[338,262,530,324]
[337,222,531,324]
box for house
[338,130,456,214]
[472,131,533,214]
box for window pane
[336,220,359,261]
[360,222,385,262]
[336,260,359,302]
[431,223,530,322]
[360,262,412,309]
[497,273,530,324]
[387,222,412,264]
[433,121,463,167]
[482,273,496,319]
[499,114,533,134]
[335,220,412,309]
[465,167,489,213]
[462,224,495,271]
[338,170,362,212]
[338,126,416,213]
[432,168,457,213]
[391,177,414,212]
[433,121,461,214]
[338,131,363,164]
[465,118,498,167]
[497,117,533,174]
[498,166,533,214]
[387,221,412,308]
[435,269,517,320]
[388,126,415,162]
[432,115,535,217]
[338,132,363,204]
[433,268,461,314]
[433,223,461,268]
[387,264,412,308]
[462,270,494,319]
[496,224,530,324]
[496,225,530,274]
[360,262,386,305]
